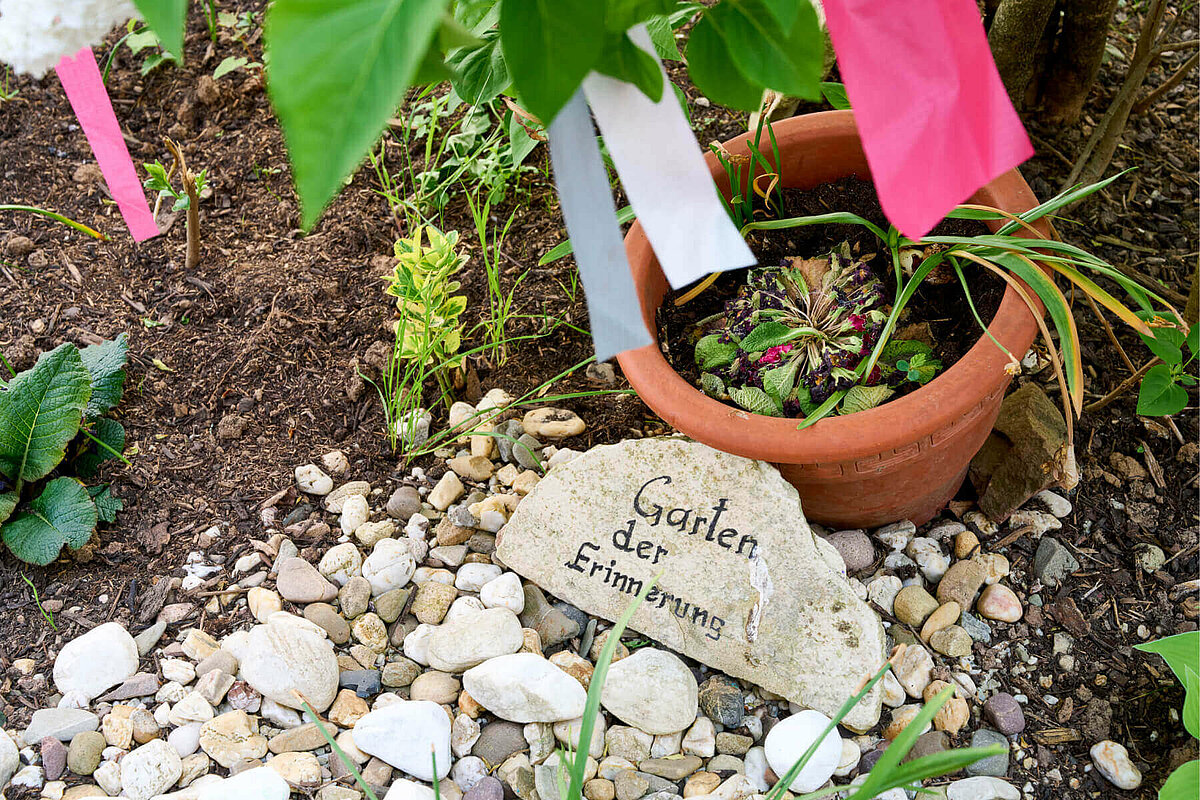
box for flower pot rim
[616,110,1044,466]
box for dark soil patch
[658,176,1002,410]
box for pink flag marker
[55,47,159,242]
[821,0,1034,240]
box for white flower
[0,0,136,77]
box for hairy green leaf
[76,419,126,479]
[729,386,782,416]
[740,321,806,352]
[0,344,92,483]
[1136,364,1187,416]
[695,335,738,371]
[1,477,97,566]
[266,0,451,229]
[500,0,605,125]
[1159,759,1199,800]
[79,333,129,419]
[131,0,187,61]
[88,484,125,524]
[841,385,892,415]
[0,491,16,526]
[700,372,725,398]
[686,14,762,110]
[595,32,664,102]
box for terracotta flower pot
[617,110,1045,528]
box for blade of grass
[0,205,108,240]
[568,574,661,800]
[297,695,382,800]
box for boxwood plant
[0,335,129,565]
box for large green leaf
[266,0,451,229]
[76,419,127,479]
[1136,632,1200,738]
[1,477,97,566]
[448,31,509,104]
[707,0,822,100]
[131,0,188,62]
[1160,759,1199,800]
[0,344,92,483]
[686,13,762,110]
[500,0,605,125]
[79,333,129,419]
[1136,364,1188,416]
[0,491,16,526]
[606,0,676,31]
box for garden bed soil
[658,177,1003,410]
[0,2,1197,798]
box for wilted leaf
[729,386,782,417]
[841,385,893,415]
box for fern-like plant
[0,335,129,564]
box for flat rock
[121,739,183,800]
[427,607,524,672]
[53,622,140,700]
[239,622,339,712]
[496,438,886,730]
[276,557,339,603]
[22,709,99,745]
[353,700,452,780]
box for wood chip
[1032,728,1081,744]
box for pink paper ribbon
[822,0,1034,240]
[55,47,159,241]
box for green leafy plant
[685,169,1179,450]
[213,55,261,80]
[0,335,130,565]
[465,189,523,366]
[693,246,934,418]
[132,0,824,228]
[1135,311,1197,416]
[1135,632,1198,800]
[122,19,178,76]
[144,140,206,270]
[0,66,18,102]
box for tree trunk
[988,0,1058,105]
[1040,0,1120,124]
[1063,0,1166,189]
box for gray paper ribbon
[548,90,653,363]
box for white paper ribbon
[583,26,756,290]
[548,90,653,362]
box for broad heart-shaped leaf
[0,491,16,526]
[594,32,664,103]
[729,386,783,417]
[75,418,126,479]
[0,344,92,483]
[88,484,124,524]
[686,13,763,110]
[266,0,451,230]
[1,477,97,566]
[500,0,605,126]
[79,333,129,419]
[448,30,509,104]
[708,0,822,100]
[1159,759,1199,800]
[1136,364,1188,416]
[131,0,187,62]
[1136,310,1186,365]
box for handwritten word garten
[563,475,761,642]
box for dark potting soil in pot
[657,176,1005,409]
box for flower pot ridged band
[617,111,1045,528]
